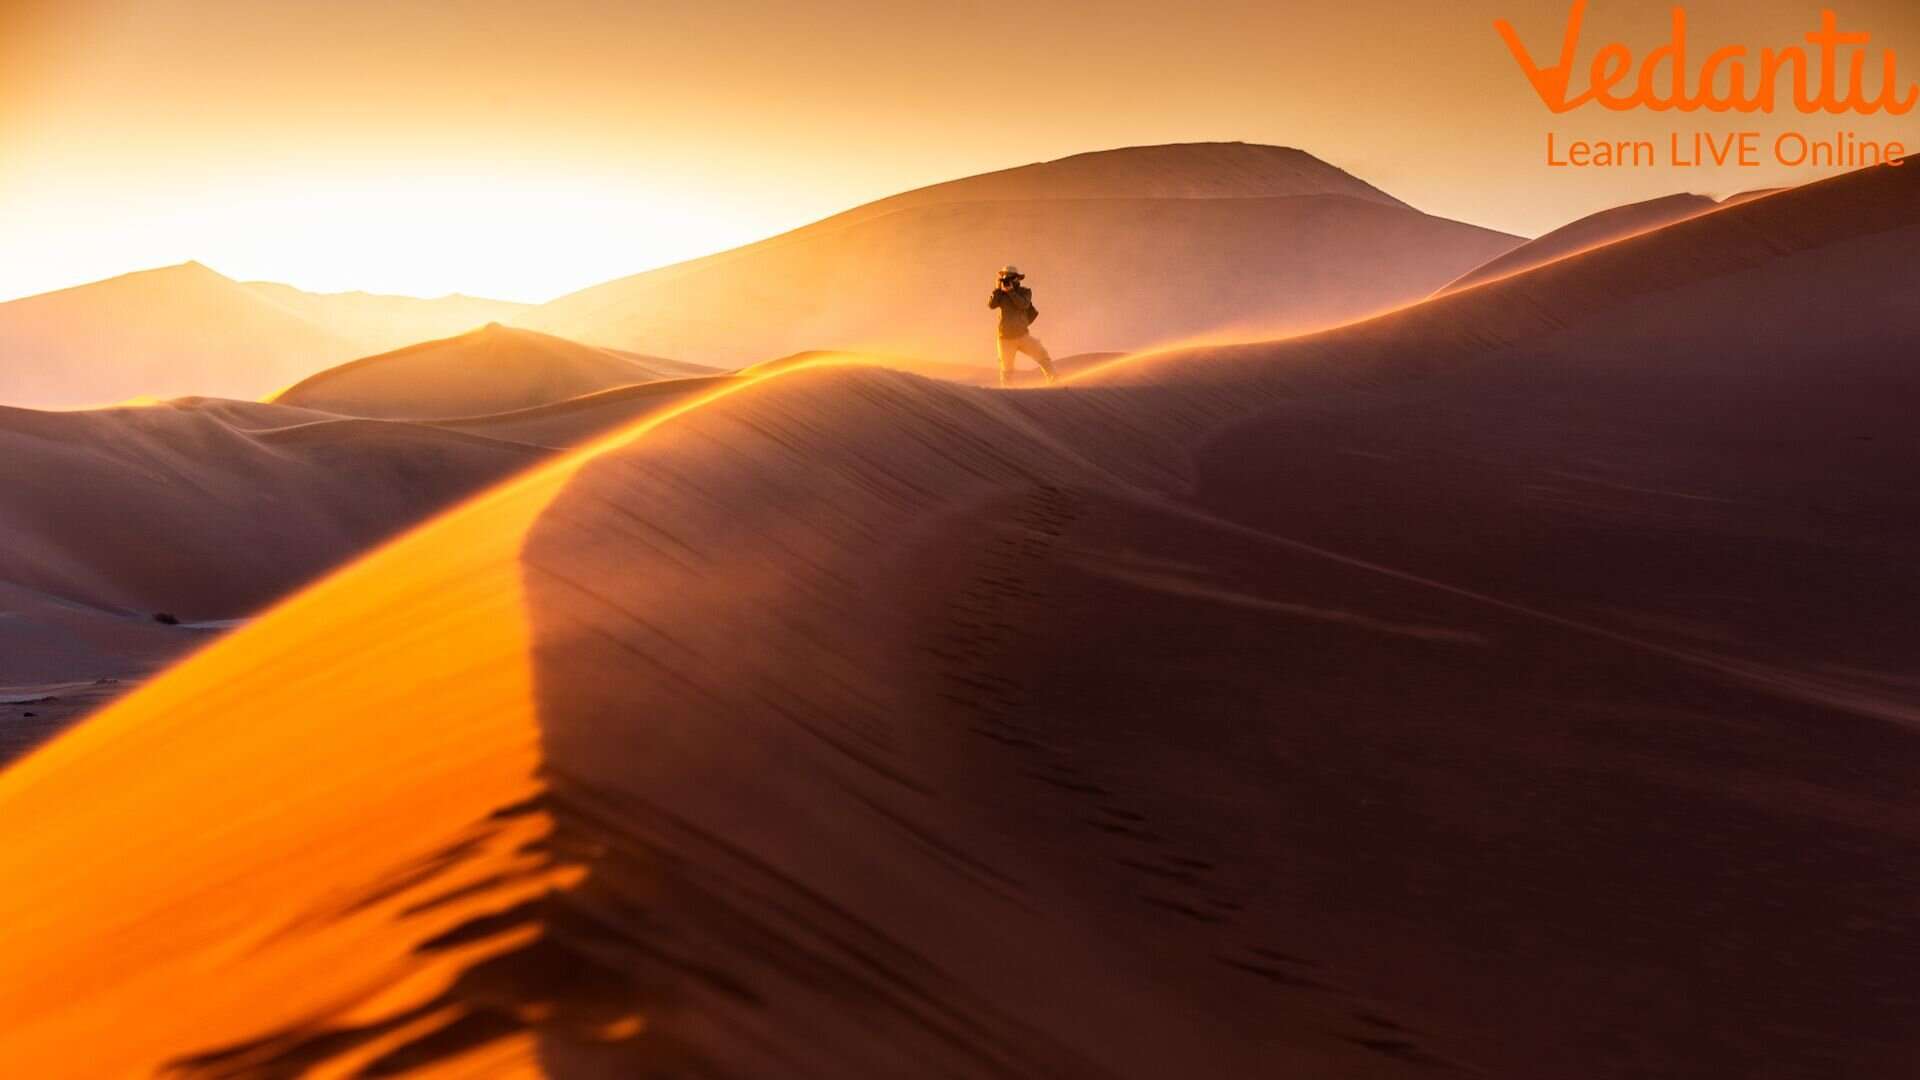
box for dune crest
[270,322,714,420]
[1438,191,1728,293]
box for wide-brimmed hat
[997,265,1024,280]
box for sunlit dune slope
[270,322,715,420]
[1437,191,1720,293]
[1,162,1917,1078]
[514,143,1520,367]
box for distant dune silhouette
[0,263,530,408]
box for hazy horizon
[5,0,1916,304]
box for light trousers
[996,333,1056,386]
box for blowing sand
[0,162,1916,1077]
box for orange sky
[3,0,1915,303]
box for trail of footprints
[927,483,1462,1073]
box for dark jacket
[988,284,1039,339]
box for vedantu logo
[1497,2,1916,114]
[1498,2,1912,169]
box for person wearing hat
[987,265,1057,387]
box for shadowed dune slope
[0,162,1917,1077]
[270,323,715,420]
[1,366,745,636]
[0,399,545,621]
[1438,191,1719,293]
[513,143,1520,367]
[0,581,200,686]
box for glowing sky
[3,0,1915,302]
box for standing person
[988,265,1057,387]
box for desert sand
[512,143,1522,367]
[0,159,1915,1077]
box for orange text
[1497,2,1918,115]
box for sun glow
[0,169,764,304]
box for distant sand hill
[1,161,1915,1077]
[0,263,365,407]
[1438,191,1737,293]
[511,142,1522,367]
[239,281,530,356]
[0,262,527,407]
[270,323,715,420]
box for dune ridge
[269,322,714,420]
[1437,191,1721,294]
[1,161,1917,1076]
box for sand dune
[0,398,544,621]
[1,161,1914,1076]
[240,281,529,355]
[794,140,1417,221]
[0,262,366,408]
[426,376,740,448]
[0,264,539,409]
[513,143,1520,367]
[1439,191,1721,293]
[270,322,715,420]
[0,373,739,751]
